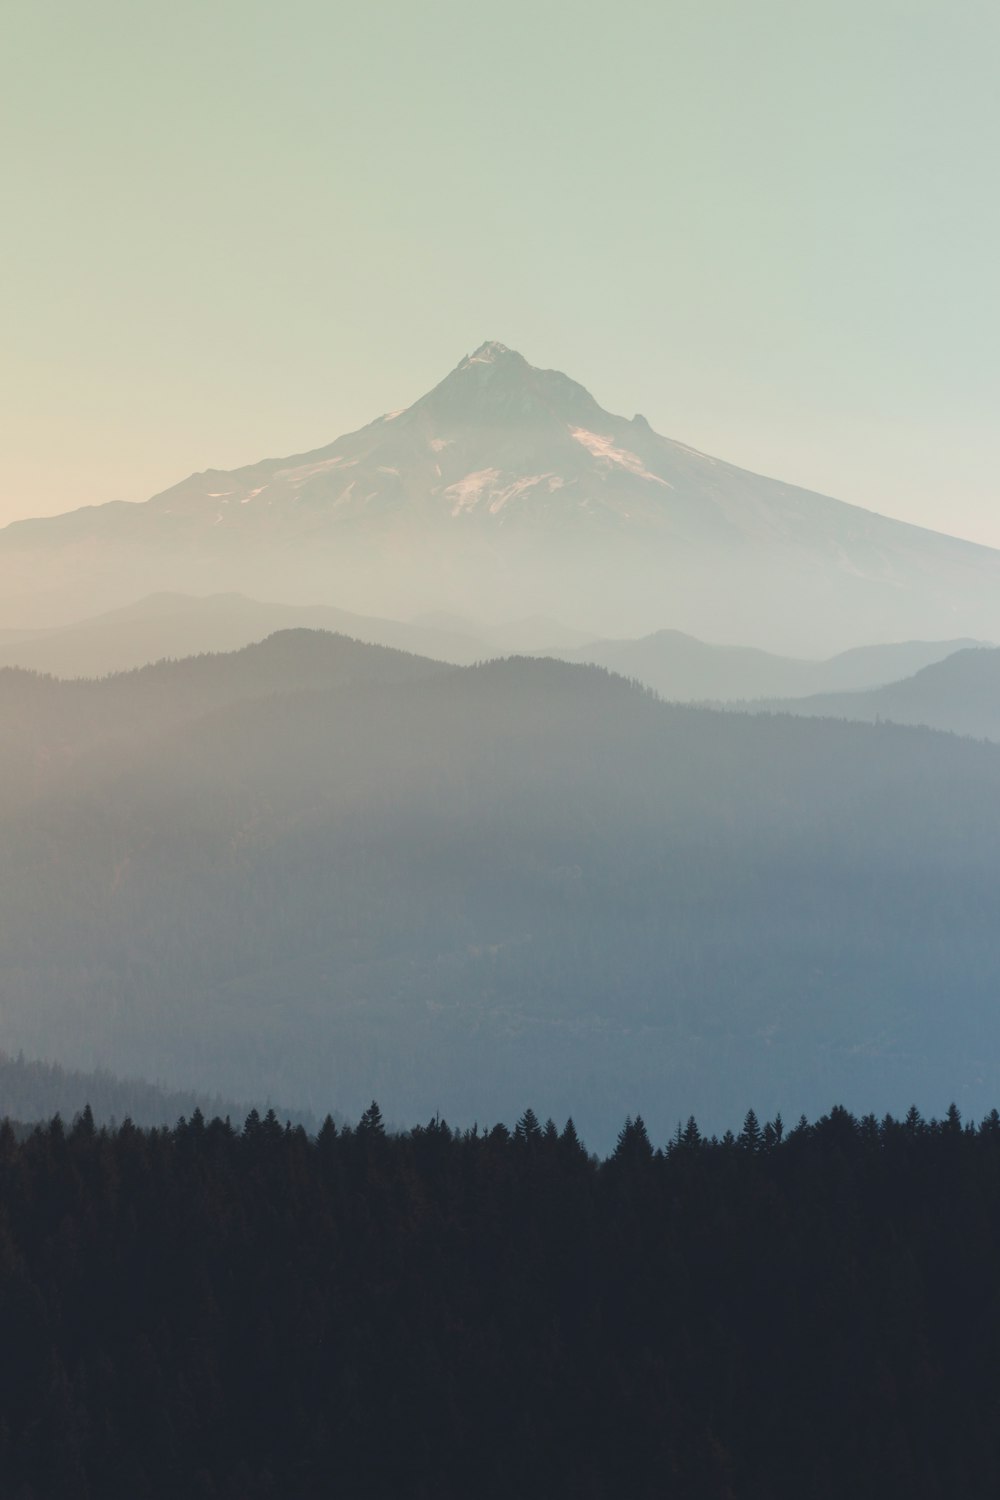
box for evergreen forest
[2,1100,1000,1498]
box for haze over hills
[0,589,979,698]
[5,342,1000,653]
[0,1049,322,1134]
[547,629,984,703]
[5,349,1000,1147]
[0,629,447,791]
[753,646,1000,743]
[0,592,496,678]
[6,629,1000,1147]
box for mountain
[552,629,983,702]
[753,646,1000,741]
[5,342,1000,653]
[7,630,1000,1148]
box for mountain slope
[0,629,448,810]
[4,342,1000,652]
[753,646,1000,740]
[552,629,983,702]
[6,637,1000,1146]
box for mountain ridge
[0,589,981,699]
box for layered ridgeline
[6,342,1000,652]
[0,590,592,678]
[5,629,1000,1147]
[545,629,985,703]
[749,645,1000,741]
[0,587,981,700]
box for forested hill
[1,1101,999,1498]
[0,1049,321,1133]
[6,635,1000,1144]
[0,627,447,752]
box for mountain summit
[418,340,605,430]
[5,342,1000,650]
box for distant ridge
[750,645,1000,741]
[0,591,596,679]
[0,588,981,701]
[551,629,985,702]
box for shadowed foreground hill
[1,1103,999,1497]
[5,630,1000,1145]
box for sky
[2,0,998,542]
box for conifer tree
[612,1115,653,1165]
[357,1100,386,1136]
[738,1109,762,1153]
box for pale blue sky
[2,0,998,541]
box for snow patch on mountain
[569,429,671,487]
[461,341,512,368]
[489,476,549,514]
[276,456,358,490]
[442,469,565,517]
[445,469,502,515]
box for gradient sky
[3,0,998,542]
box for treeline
[0,1050,322,1135]
[2,1100,1000,1497]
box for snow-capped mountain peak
[5,340,1000,652]
[461,340,516,364]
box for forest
[2,1099,1000,1498]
